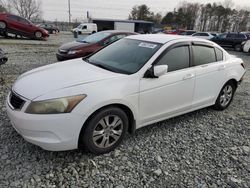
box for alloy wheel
[220,85,233,107]
[92,115,123,149]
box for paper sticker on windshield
[138,42,157,49]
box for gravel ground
[0,34,249,188]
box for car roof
[99,30,137,34]
[126,34,193,44]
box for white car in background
[243,40,250,53]
[71,23,97,35]
[6,34,246,154]
[191,32,215,40]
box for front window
[219,33,227,39]
[77,32,111,43]
[156,46,190,72]
[86,39,162,74]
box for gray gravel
[0,34,250,187]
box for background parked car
[179,30,196,35]
[241,31,250,38]
[71,23,97,35]
[242,40,250,53]
[57,30,137,61]
[37,23,59,34]
[211,32,249,51]
[0,48,8,65]
[191,32,215,40]
[0,13,49,39]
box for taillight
[241,62,246,69]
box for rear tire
[213,81,236,111]
[234,44,242,52]
[80,107,128,154]
[34,31,42,39]
[0,21,6,29]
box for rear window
[193,45,216,65]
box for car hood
[13,59,122,100]
[59,41,91,50]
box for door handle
[218,65,226,70]
[183,73,195,80]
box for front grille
[9,92,25,110]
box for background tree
[9,0,42,20]
[161,1,250,32]
[128,4,153,21]
[0,0,7,12]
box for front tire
[0,21,6,29]
[213,81,236,111]
[80,107,128,154]
[34,31,42,39]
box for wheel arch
[78,103,136,148]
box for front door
[139,44,195,126]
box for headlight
[25,95,86,114]
[68,50,80,55]
[241,41,246,45]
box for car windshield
[85,38,162,74]
[77,32,111,43]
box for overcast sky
[41,0,250,21]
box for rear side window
[236,34,246,39]
[215,48,223,61]
[157,46,190,72]
[227,34,236,38]
[193,45,216,65]
[200,33,209,36]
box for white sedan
[6,34,246,154]
[191,32,215,40]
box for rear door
[18,17,32,35]
[192,42,227,108]
[6,15,20,32]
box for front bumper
[56,53,76,61]
[6,93,87,151]
[243,45,250,53]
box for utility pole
[68,0,71,23]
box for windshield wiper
[92,63,115,72]
[81,40,89,43]
[82,58,114,71]
[82,58,130,74]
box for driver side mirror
[144,65,168,78]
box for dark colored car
[211,32,249,51]
[0,13,49,39]
[37,23,59,34]
[0,48,8,65]
[180,30,197,35]
[57,30,137,61]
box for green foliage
[128,4,162,24]
[0,4,6,12]
[161,1,250,32]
